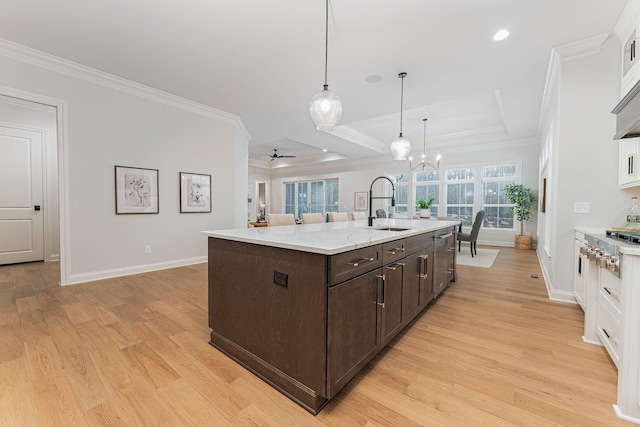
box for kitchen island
[203,218,459,414]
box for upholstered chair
[350,211,366,220]
[457,210,485,257]
[266,213,296,226]
[328,212,348,222]
[300,213,325,224]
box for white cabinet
[622,29,640,99]
[611,249,640,423]
[619,138,640,188]
[597,268,623,369]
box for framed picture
[180,172,212,213]
[354,191,368,211]
[115,165,159,214]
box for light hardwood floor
[0,247,628,426]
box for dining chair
[328,212,348,222]
[350,211,366,220]
[300,212,324,224]
[457,210,485,257]
[375,209,387,218]
[266,213,296,226]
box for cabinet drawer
[599,269,622,319]
[329,245,382,286]
[406,232,435,254]
[382,239,406,265]
[597,301,622,369]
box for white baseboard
[535,247,577,304]
[67,256,207,286]
[614,405,640,425]
[582,336,603,346]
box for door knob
[34,205,41,211]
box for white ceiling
[0,0,627,168]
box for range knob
[607,256,619,272]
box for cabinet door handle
[419,274,428,279]
[437,232,453,240]
[376,274,386,308]
[385,262,405,271]
[419,254,429,260]
[602,328,618,345]
[386,247,404,255]
[604,287,620,301]
[347,257,374,267]
[578,257,582,276]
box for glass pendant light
[390,72,411,160]
[309,0,342,131]
[409,118,441,171]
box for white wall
[0,42,248,284]
[538,35,640,301]
[269,140,539,247]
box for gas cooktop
[606,230,640,245]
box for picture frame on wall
[354,191,368,211]
[115,165,159,214]
[180,172,212,213]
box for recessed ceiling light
[365,74,382,83]
[493,29,509,41]
[322,148,328,152]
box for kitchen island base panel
[209,331,328,414]
[208,238,328,397]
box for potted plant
[416,196,434,218]
[503,184,537,250]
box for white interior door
[0,125,44,264]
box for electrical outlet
[145,245,152,254]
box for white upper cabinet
[622,28,640,98]
[619,138,640,188]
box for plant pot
[419,209,432,218]
[514,235,532,250]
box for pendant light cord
[323,0,329,88]
[423,118,427,154]
[399,72,407,135]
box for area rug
[456,248,500,268]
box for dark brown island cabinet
[207,225,457,414]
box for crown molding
[553,31,610,62]
[613,0,640,39]
[537,49,561,138]
[0,38,251,142]
[328,125,385,153]
[420,125,508,145]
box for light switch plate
[574,202,590,214]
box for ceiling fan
[269,149,296,161]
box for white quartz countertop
[202,218,460,255]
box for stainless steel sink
[373,226,412,232]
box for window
[284,178,339,219]
[482,164,516,229]
[414,170,440,217]
[445,168,475,226]
[386,173,409,218]
[325,179,339,213]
